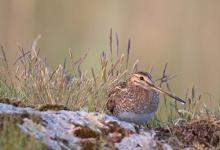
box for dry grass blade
[73,49,89,77]
[115,32,119,57]
[163,63,168,76]
[13,51,31,65]
[115,32,120,76]
[148,65,154,74]
[192,86,195,100]
[0,46,13,84]
[184,88,191,110]
[155,64,177,88]
[126,39,131,69]
[73,50,89,67]
[100,51,108,82]
[109,28,114,76]
[0,46,8,68]
[18,48,28,75]
[31,34,41,59]
[107,57,121,76]
[63,57,67,71]
[91,67,97,88]
[132,59,139,73]
[109,28,113,57]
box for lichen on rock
[0,102,171,150]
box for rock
[0,102,172,150]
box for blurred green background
[0,0,220,103]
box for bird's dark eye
[139,76,144,80]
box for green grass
[0,114,48,150]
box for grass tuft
[0,114,48,150]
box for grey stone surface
[0,103,172,150]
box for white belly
[117,111,156,124]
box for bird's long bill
[150,84,186,104]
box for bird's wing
[107,81,128,113]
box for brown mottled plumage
[107,72,185,124]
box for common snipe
[107,72,186,124]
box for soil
[156,118,220,149]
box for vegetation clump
[156,118,220,149]
[73,121,133,149]
[0,113,48,150]
[37,104,69,111]
[0,112,43,127]
[74,125,101,139]
[0,97,29,107]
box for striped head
[129,72,186,104]
[129,71,154,90]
